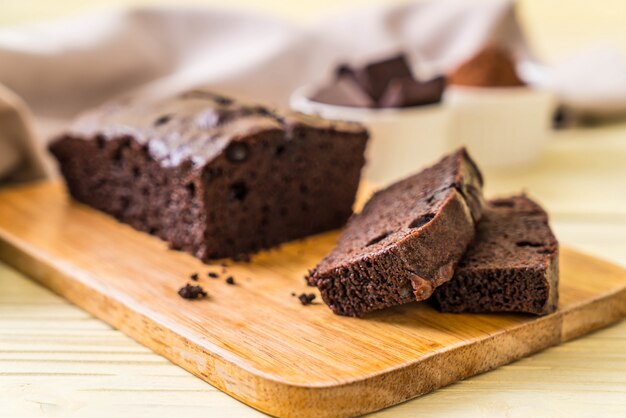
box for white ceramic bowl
[445,86,556,169]
[290,86,451,186]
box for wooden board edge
[2,234,626,418]
[561,288,626,342]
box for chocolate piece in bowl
[49,89,368,262]
[310,75,375,108]
[446,45,552,169]
[434,195,559,315]
[378,75,446,108]
[450,45,525,87]
[342,55,414,102]
[307,148,484,317]
[310,53,446,109]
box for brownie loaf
[307,149,484,317]
[49,89,368,261]
[434,195,559,315]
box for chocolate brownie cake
[49,89,368,261]
[434,195,559,315]
[307,148,484,317]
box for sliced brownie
[307,148,484,317]
[49,89,368,261]
[434,195,559,315]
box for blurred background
[3,0,626,62]
[2,0,626,222]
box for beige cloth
[0,84,49,183]
[0,0,624,184]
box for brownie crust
[307,149,484,317]
[434,195,559,315]
[50,89,368,261]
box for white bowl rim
[445,84,553,97]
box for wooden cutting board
[0,181,625,418]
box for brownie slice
[307,148,484,317]
[434,195,559,315]
[49,89,368,262]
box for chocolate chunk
[225,276,235,285]
[311,75,375,108]
[190,273,199,281]
[449,45,525,87]
[352,55,413,101]
[311,53,447,109]
[208,272,219,279]
[178,284,208,300]
[378,76,445,108]
[298,293,316,305]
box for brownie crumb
[225,276,235,285]
[178,284,208,300]
[291,292,296,297]
[208,272,219,279]
[298,293,316,305]
[190,273,199,281]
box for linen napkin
[0,84,48,182]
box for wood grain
[0,181,625,418]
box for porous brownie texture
[434,195,559,315]
[307,148,484,317]
[49,89,368,261]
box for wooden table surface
[2,124,626,417]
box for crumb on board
[178,284,208,300]
[298,293,316,306]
